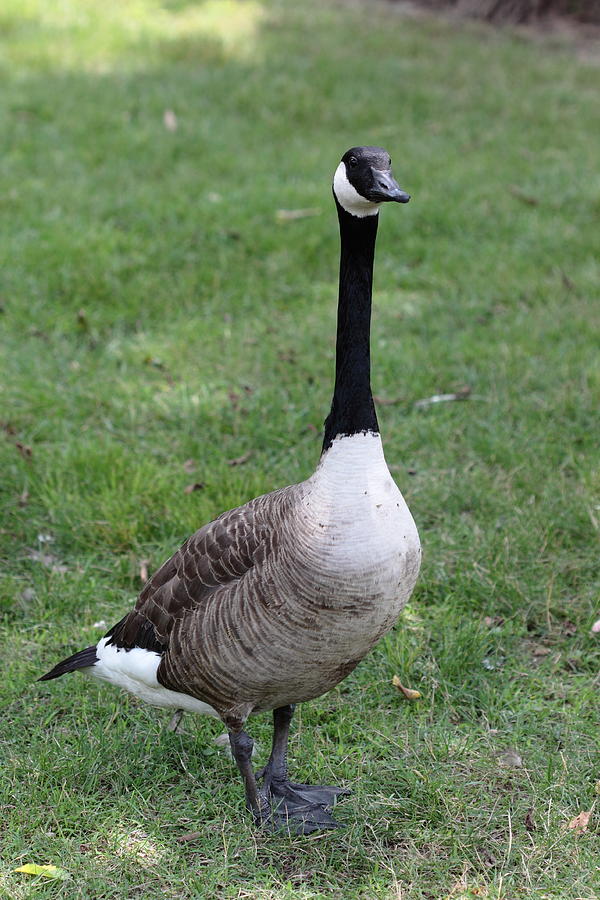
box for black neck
[322,199,379,452]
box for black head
[333,146,410,218]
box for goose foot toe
[274,780,350,810]
[256,778,349,833]
[263,797,342,834]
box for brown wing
[105,493,280,654]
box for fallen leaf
[498,749,522,768]
[14,864,67,879]
[177,831,203,843]
[392,675,421,700]
[414,386,471,409]
[568,809,592,834]
[139,559,149,582]
[483,615,504,628]
[276,208,321,222]
[531,644,551,657]
[591,618,600,634]
[18,489,29,507]
[184,482,205,494]
[16,441,32,459]
[525,808,536,832]
[226,451,253,467]
[561,620,577,636]
[182,459,196,473]
[560,270,575,291]
[508,185,539,206]
[163,109,178,131]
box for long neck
[322,199,379,452]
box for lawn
[1,0,599,897]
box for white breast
[305,431,421,595]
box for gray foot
[256,778,349,833]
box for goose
[39,146,421,834]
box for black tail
[38,645,98,681]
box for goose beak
[368,169,410,204]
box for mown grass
[1,0,599,897]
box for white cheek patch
[332,162,380,218]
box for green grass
[1,0,599,897]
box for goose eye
[349,156,358,168]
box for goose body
[40,146,421,833]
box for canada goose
[39,146,421,834]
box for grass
[1,0,599,897]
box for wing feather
[105,491,287,653]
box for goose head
[332,146,410,218]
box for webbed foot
[265,796,341,834]
[255,777,348,833]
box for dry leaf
[591,618,600,634]
[568,809,592,834]
[508,185,539,206]
[177,831,203,843]
[14,864,67,879]
[483,615,504,628]
[15,441,32,459]
[139,559,149,583]
[184,482,205,494]
[392,675,421,700]
[276,208,321,222]
[524,808,536,832]
[498,749,522,768]
[227,451,253,467]
[163,109,178,131]
[531,644,551,657]
[182,459,196,473]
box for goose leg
[257,704,349,832]
[228,729,270,826]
